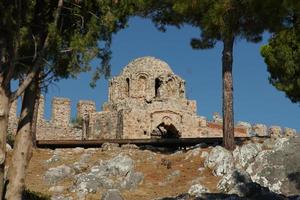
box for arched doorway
[151,122,181,139]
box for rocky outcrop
[204,146,234,176]
[188,183,209,197]
[73,154,143,193]
[246,136,300,196]
[101,189,124,200]
[44,164,75,185]
[233,143,262,168]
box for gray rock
[49,186,65,193]
[101,143,120,151]
[105,154,134,176]
[46,154,61,164]
[204,146,234,176]
[121,144,139,149]
[246,136,300,196]
[120,171,144,189]
[188,183,209,197]
[101,189,123,200]
[233,143,262,168]
[218,169,252,192]
[44,164,74,185]
[73,154,143,193]
[51,195,73,200]
[200,151,209,159]
[262,138,276,149]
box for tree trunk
[0,86,10,200]
[6,81,37,200]
[222,36,235,150]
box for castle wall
[89,111,119,139]
[77,100,96,120]
[51,97,71,127]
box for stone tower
[89,57,205,139]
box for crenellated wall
[6,57,299,141]
[6,95,298,140]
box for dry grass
[17,147,220,200]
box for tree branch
[10,0,64,102]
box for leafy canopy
[0,0,135,89]
[260,0,300,103]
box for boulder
[49,186,65,193]
[188,183,209,197]
[44,164,74,185]
[46,154,61,164]
[101,189,124,200]
[120,171,144,189]
[101,143,120,151]
[246,136,300,196]
[233,143,262,168]
[217,169,252,192]
[204,146,234,176]
[73,154,143,193]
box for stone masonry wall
[6,57,300,141]
[6,95,299,140]
[77,100,96,120]
[51,97,71,127]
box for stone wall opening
[155,78,162,97]
[151,122,181,139]
[125,78,130,97]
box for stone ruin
[7,57,298,140]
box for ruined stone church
[89,56,206,139]
[9,57,259,140]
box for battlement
[7,95,298,140]
[6,58,299,141]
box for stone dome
[120,57,173,76]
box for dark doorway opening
[151,122,181,139]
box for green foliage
[142,0,279,48]
[261,27,300,103]
[0,0,137,90]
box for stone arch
[166,76,177,97]
[150,111,182,138]
[137,74,148,97]
[155,77,163,97]
[151,116,181,138]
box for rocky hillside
[11,135,300,200]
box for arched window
[155,78,162,97]
[125,78,130,97]
[137,76,147,96]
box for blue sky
[41,17,300,131]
